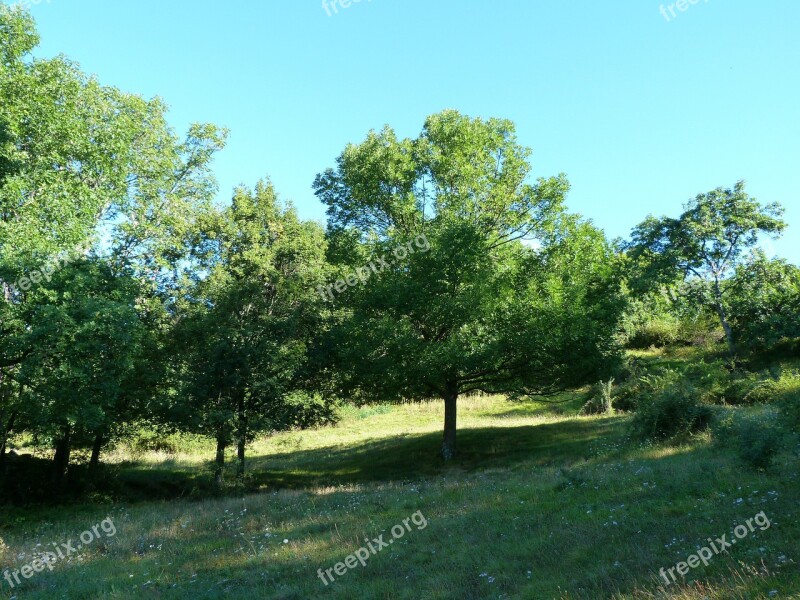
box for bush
[711,375,780,406]
[746,370,800,412]
[614,364,682,413]
[125,429,214,457]
[580,378,615,415]
[630,383,713,441]
[718,376,763,405]
[619,289,717,349]
[612,390,639,413]
[713,410,783,470]
[690,364,796,406]
[780,390,800,433]
[130,431,180,455]
[627,317,683,349]
[683,360,732,404]
[737,419,783,469]
[619,293,682,349]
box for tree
[728,253,800,353]
[170,181,334,484]
[314,110,624,459]
[1,6,159,271]
[0,6,226,476]
[9,257,152,485]
[627,181,786,356]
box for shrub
[747,370,800,412]
[125,429,215,457]
[581,378,615,415]
[627,317,683,349]
[714,375,779,406]
[683,360,732,404]
[692,365,796,406]
[618,289,717,349]
[619,293,683,349]
[131,431,180,455]
[714,410,783,470]
[614,365,682,413]
[780,389,800,433]
[612,389,639,413]
[630,383,713,441]
[718,376,760,405]
[737,419,783,469]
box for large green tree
[628,181,786,355]
[314,111,624,459]
[9,257,153,484]
[171,181,334,484]
[0,6,226,474]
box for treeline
[1,8,798,497]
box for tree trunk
[237,436,246,479]
[236,391,247,480]
[52,425,72,488]
[718,309,736,356]
[441,383,458,461]
[89,431,104,474]
[711,277,736,357]
[0,411,16,468]
[214,432,226,487]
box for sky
[13,0,800,263]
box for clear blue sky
[17,0,800,263]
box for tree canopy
[627,181,786,355]
[314,111,624,458]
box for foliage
[169,180,334,481]
[618,286,715,349]
[630,382,713,441]
[728,254,800,353]
[2,7,800,503]
[580,378,615,415]
[5,257,156,482]
[0,7,226,481]
[713,410,783,470]
[627,181,786,355]
[706,370,800,406]
[775,371,800,432]
[613,357,683,413]
[315,110,625,458]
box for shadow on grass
[242,417,622,490]
[0,418,624,506]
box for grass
[0,358,799,598]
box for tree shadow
[0,418,623,505]
[242,418,622,490]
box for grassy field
[1,354,799,598]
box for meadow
[1,348,798,599]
